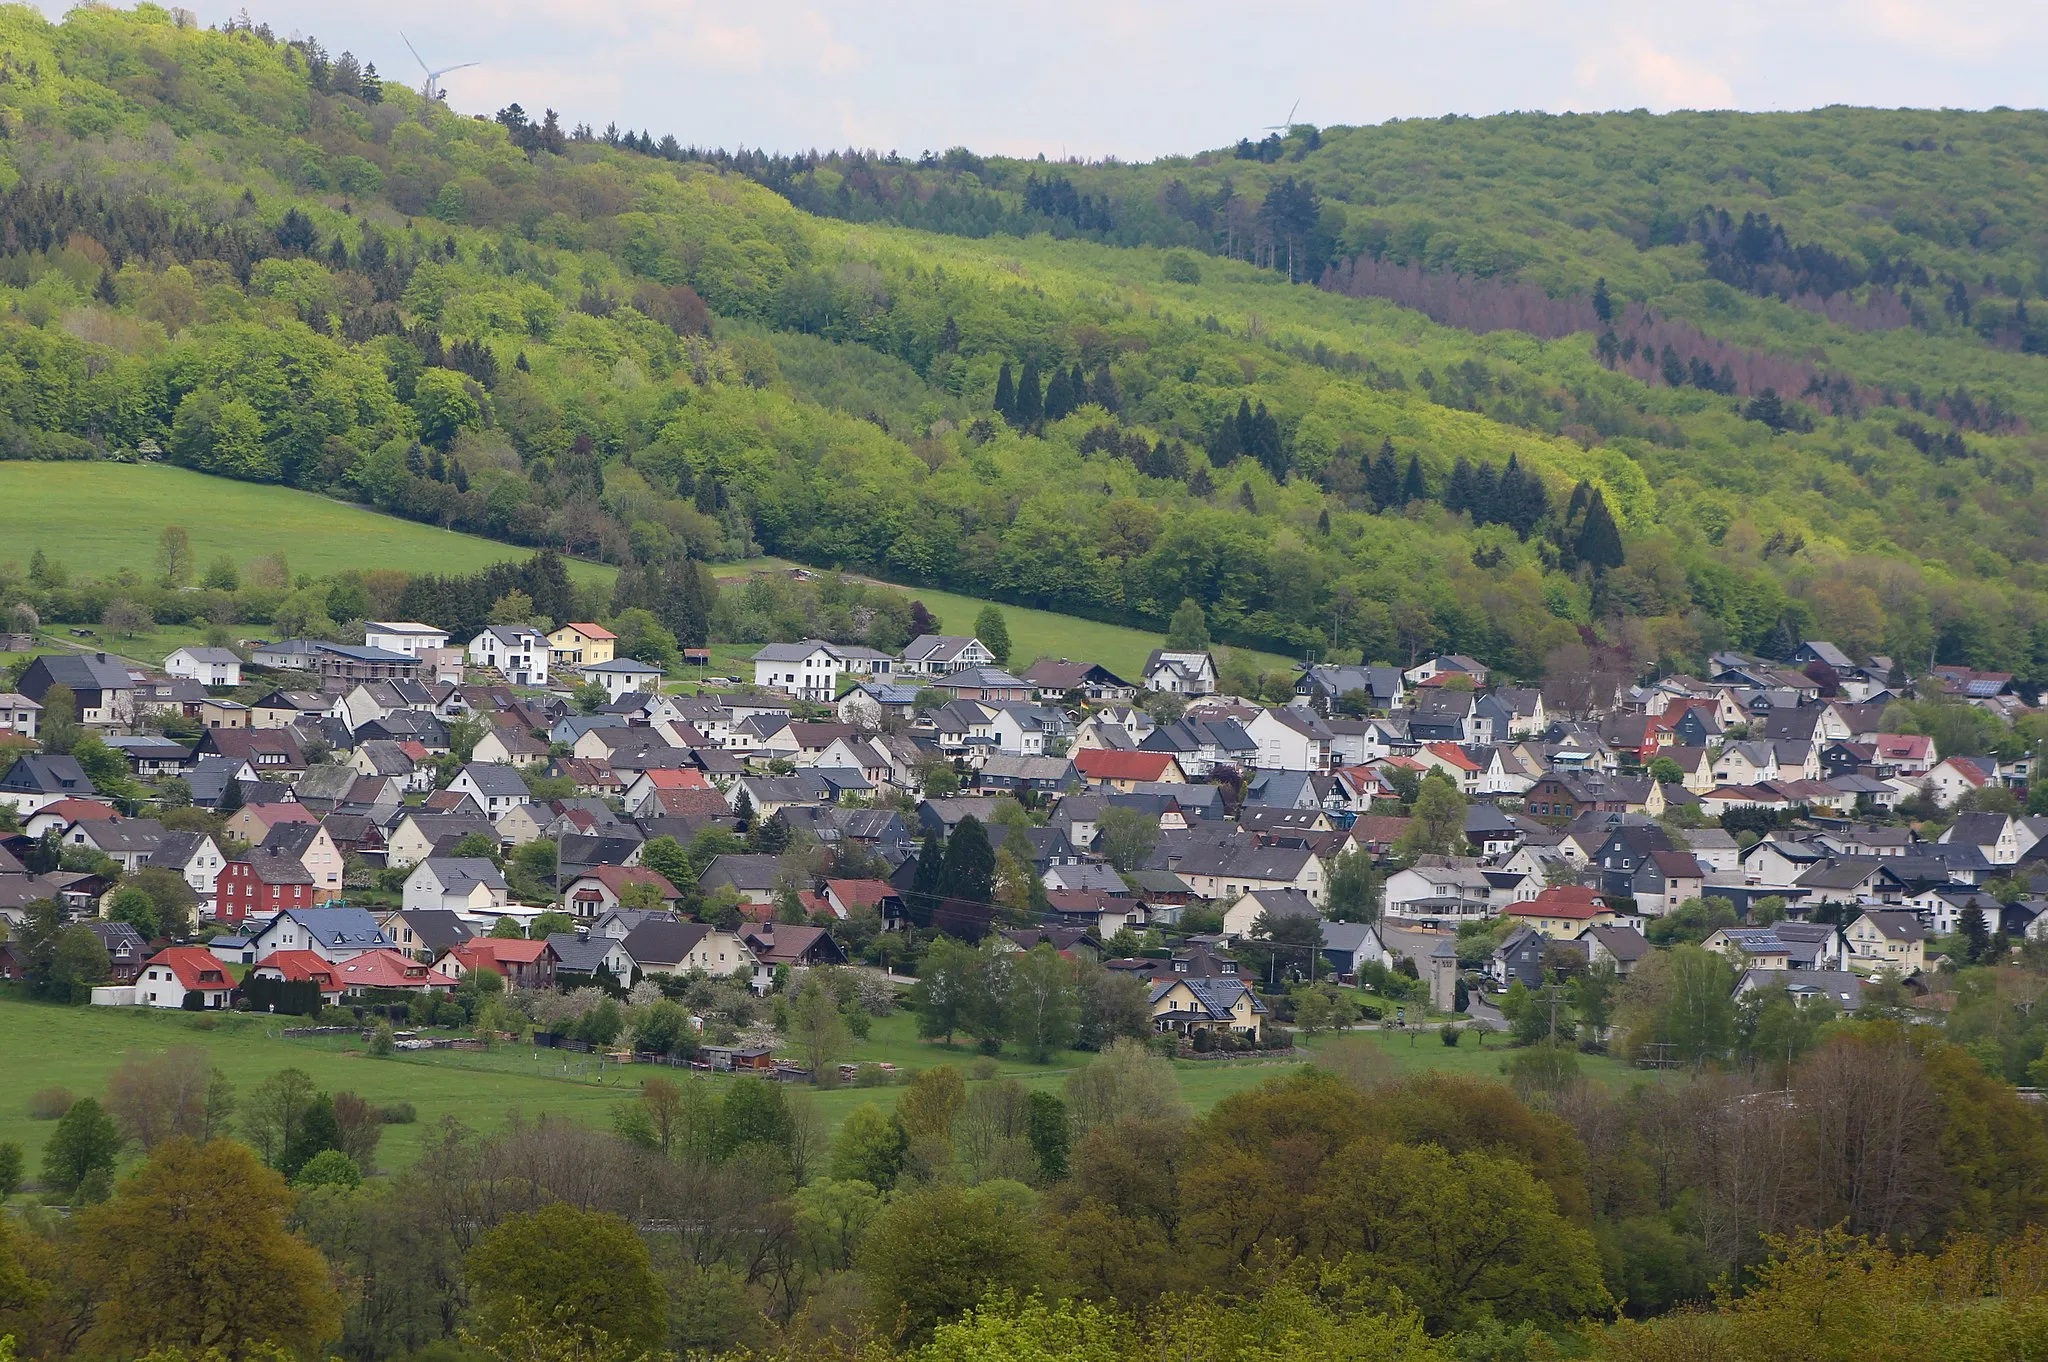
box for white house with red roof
[1504,886,1625,939]
[1923,755,1994,808]
[105,946,236,1009]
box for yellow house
[1148,974,1265,1042]
[1503,885,1622,939]
[548,623,617,668]
[1845,910,1926,974]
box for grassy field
[0,996,1654,1187]
[0,464,614,585]
[710,558,1296,681]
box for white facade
[467,627,550,685]
[163,648,243,688]
[0,693,39,741]
[365,622,450,656]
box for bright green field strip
[711,558,1295,681]
[0,998,1652,1188]
[0,464,613,585]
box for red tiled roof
[454,939,553,969]
[824,879,894,909]
[561,623,618,640]
[44,799,117,822]
[1073,749,1178,782]
[254,949,339,990]
[571,865,680,898]
[332,948,446,989]
[1423,742,1480,773]
[146,946,234,991]
[640,768,713,790]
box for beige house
[1845,910,1926,974]
[1148,975,1264,1042]
[549,623,617,668]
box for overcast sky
[63,0,2048,160]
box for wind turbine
[400,32,477,103]
[1265,99,1301,134]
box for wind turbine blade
[1285,98,1300,126]
[439,62,480,76]
[400,31,429,75]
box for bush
[293,1148,362,1189]
[433,1001,465,1028]
[970,1056,998,1081]
[185,1014,218,1031]
[853,1063,893,1087]
[1441,1025,1463,1047]
[318,1005,358,1027]
[379,1102,418,1124]
[976,1036,1003,1057]
[369,1021,395,1056]
[27,1087,74,1121]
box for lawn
[0,464,613,586]
[0,999,1656,1188]
[709,558,1295,680]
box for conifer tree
[1592,276,1613,323]
[1444,458,1475,516]
[1087,361,1120,413]
[1401,453,1427,505]
[1042,367,1073,423]
[993,362,1015,423]
[1068,362,1087,410]
[1015,358,1043,427]
[1367,440,1400,510]
[1574,488,1625,572]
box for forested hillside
[3,5,2048,680]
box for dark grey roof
[547,931,623,974]
[458,763,530,797]
[0,755,93,796]
[620,918,713,968]
[392,909,475,953]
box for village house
[1149,974,1264,1041]
[376,908,477,962]
[248,907,393,963]
[17,653,135,727]
[163,646,243,688]
[449,763,531,818]
[1845,910,1927,974]
[751,640,894,702]
[440,938,558,989]
[1504,885,1623,938]
[1143,649,1219,695]
[403,857,511,914]
[898,634,995,678]
[117,947,235,1010]
[547,622,617,667]
[0,755,95,816]
[467,626,551,685]
[580,658,664,701]
[565,865,682,918]
[0,692,40,741]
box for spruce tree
[1068,363,1087,411]
[1015,357,1043,427]
[1367,440,1400,510]
[940,817,996,906]
[1401,454,1427,505]
[1317,507,1331,535]
[1574,488,1625,572]
[1471,462,1499,526]
[993,362,1015,423]
[1238,482,1258,513]
[1088,361,1120,413]
[1592,276,1613,323]
[911,831,945,913]
[1042,367,1073,423]
[1444,458,1475,516]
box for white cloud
[1575,32,1735,110]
